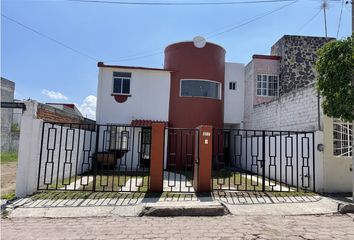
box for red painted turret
[164,41,226,128]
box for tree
[316,34,354,199]
[316,35,354,121]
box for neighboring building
[1,77,21,152]
[37,102,94,124]
[46,103,83,118]
[243,35,333,131]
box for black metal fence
[164,128,199,193]
[37,122,151,192]
[37,122,316,193]
[212,129,315,192]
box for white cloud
[41,89,68,100]
[77,95,96,120]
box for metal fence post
[92,124,100,192]
[262,131,266,192]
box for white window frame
[179,79,222,100]
[256,74,279,97]
[333,119,352,157]
[112,72,131,95]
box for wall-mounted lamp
[317,144,324,152]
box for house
[94,35,353,193]
[1,78,22,152]
[46,103,84,118]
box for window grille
[333,119,352,157]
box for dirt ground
[1,162,17,195]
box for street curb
[338,203,354,214]
[139,205,229,217]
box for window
[229,82,237,90]
[180,79,221,100]
[113,72,131,95]
[139,128,151,167]
[256,74,278,97]
[333,119,352,157]
[107,126,129,151]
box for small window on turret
[229,82,237,90]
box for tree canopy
[316,35,354,121]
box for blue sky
[1,0,352,119]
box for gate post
[194,125,213,193]
[149,123,165,192]
[92,124,100,192]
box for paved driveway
[2,214,354,240]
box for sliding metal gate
[212,129,315,192]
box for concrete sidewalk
[2,191,352,218]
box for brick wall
[37,103,94,124]
[243,84,320,131]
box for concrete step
[139,204,229,217]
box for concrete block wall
[244,84,319,131]
[1,77,16,152]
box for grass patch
[212,170,317,197]
[40,172,150,192]
[212,170,266,191]
[1,192,16,200]
[0,152,18,164]
[31,191,146,200]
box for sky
[1,0,352,120]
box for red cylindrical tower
[164,41,225,129]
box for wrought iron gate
[212,129,315,192]
[37,122,151,192]
[164,128,199,193]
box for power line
[66,0,295,6]
[336,0,344,38]
[105,0,298,63]
[1,14,98,62]
[206,0,297,39]
[294,9,322,34]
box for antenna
[320,0,328,37]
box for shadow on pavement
[8,190,322,209]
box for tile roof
[131,119,168,127]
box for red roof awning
[131,119,168,127]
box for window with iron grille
[256,74,278,97]
[333,119,352,157]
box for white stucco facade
[96,67,171,125]
[224,62,245,126]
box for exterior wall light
[317,143,324,152]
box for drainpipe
[351,0,353,201]
[317,94,321,131]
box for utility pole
[349,0,354,201]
